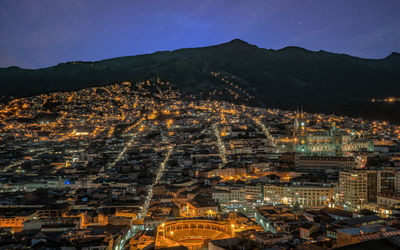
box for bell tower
[294,106,308,153]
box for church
[292,109,373,156]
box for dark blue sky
[1,0,399,69]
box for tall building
[339,171,368,210]
[340,169,400,210]
[293,107,308,153]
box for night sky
[1,0,399,69]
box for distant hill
[1,39,400,123]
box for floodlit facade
[293,109,373,155]
[263,184,334,208]
[340,170,368,210]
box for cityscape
[1,78,400,249]
[1,1,400,249]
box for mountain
[1,39,400,123]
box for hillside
[1,39,400,122]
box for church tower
[294,106,308,153]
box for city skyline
[1,1,400,249]
[1,79,400,249]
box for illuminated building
[0,207,36,231]
[285,184,334,208]
[377,192,400,208]
[155,213,263,249]
[205,167,247,179]
[155,219,233,249]
[340,170,368,210]
[340,169,400,210]
[212,188,246,205]
[185,200,218,218]
[245,184,262,203]
[263,183,335,208]
[292,109,373,155]
[262,185,285,205]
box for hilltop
[1,39,400,122]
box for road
[1,148,48,173]
[104,118,145,172]
[213,123,227,167]
[138,145,173,219]
[115,145,174,250]
[252,117,279,153]
[105,132,139,171]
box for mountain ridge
[3,39,399,70]
[1,39,400,123]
